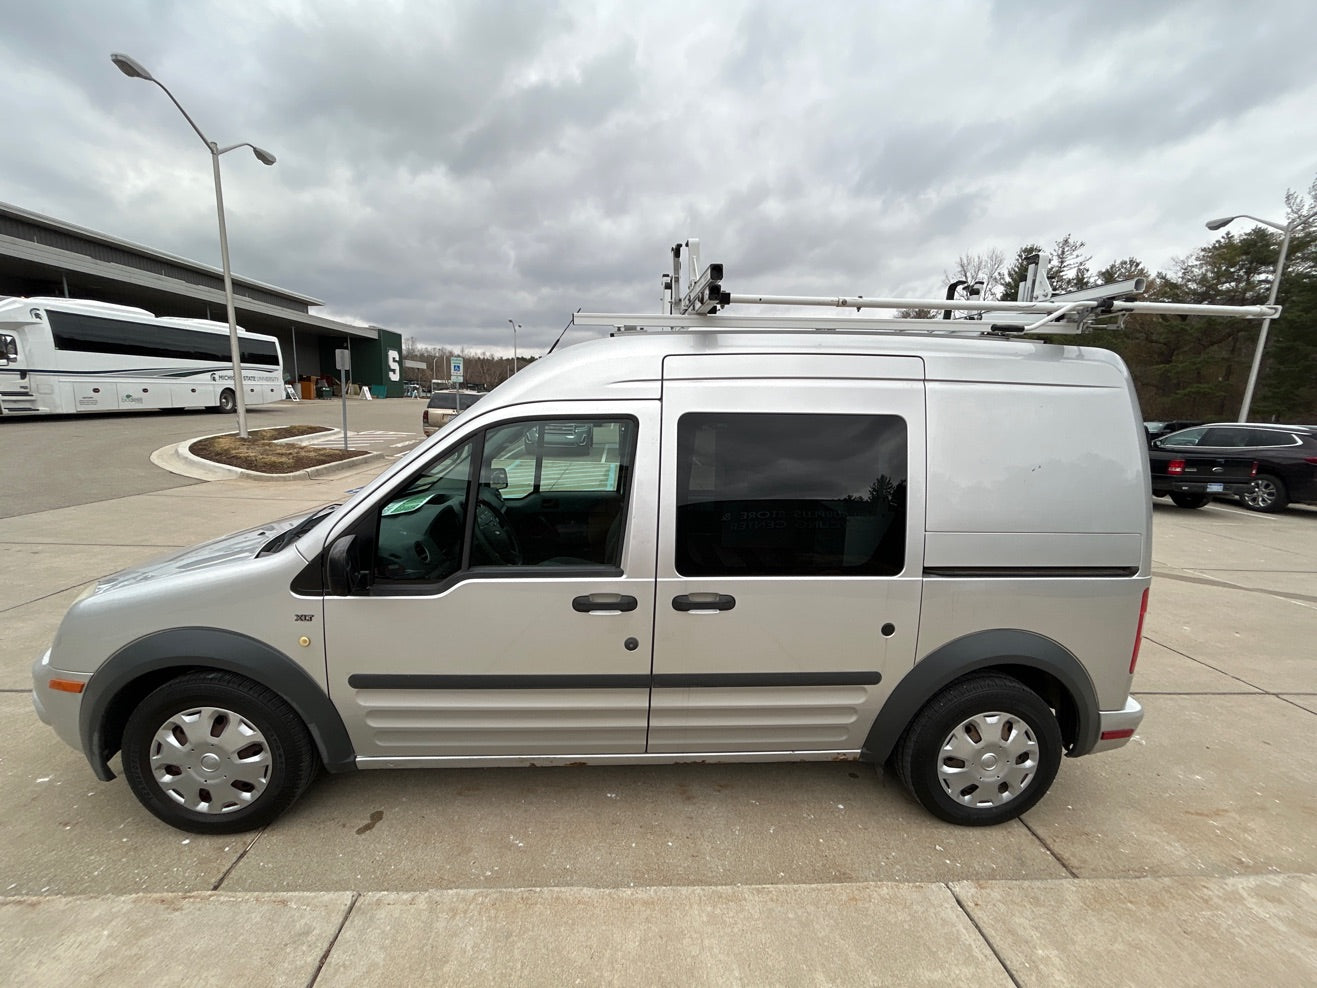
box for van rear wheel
[120,671,317,834]
[895,675,1061,826]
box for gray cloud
[2,0,1315,354]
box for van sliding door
[651,354,926,755]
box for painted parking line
[301,430,421,449]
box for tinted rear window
[675,412,907,577]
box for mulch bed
[189,425,371,474]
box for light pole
[1205,211,1312,423]
[507,319,519,378]
[112,53,275,439]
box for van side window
[477,418,634,567]
[675,413,907,577]
[375,439,475,582]
[373,418,635,584]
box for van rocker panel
[860,628,1101,763]
[79,627,355,781]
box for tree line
[964,178,1316,422]
[399,344,538,392]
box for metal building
[0,200,404,397]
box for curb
[150,429,386,483]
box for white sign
[450,356,463,383]
[335,348,351,371]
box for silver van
[38,253,1272,834]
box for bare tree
[944,249,1006,300]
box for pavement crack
[1019,816,1078,879]
[307,892,360,988]
[1152,568,1317,606]
[1139,636,1267,692]
[1278,696,1317,715]
[948,883,1022,987]
[210,830,266,891]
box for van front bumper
[1089,695,1144,753]
[31,648,88,754]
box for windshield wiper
[258,504,340,557]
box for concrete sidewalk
[1,457,1314,985]
[3,876,1313,986]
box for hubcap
[1244,480,1276,509]
[937,711,1040,808]
[148,706,272,814]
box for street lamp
[1205,211,1312,422]
[111,52,276,439]
[507,319,520,377]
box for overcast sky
[4,0,1315,354]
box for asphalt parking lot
[0,403,1314,984]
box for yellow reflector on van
[48,679,85,694]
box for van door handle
[671,593,736,612]
[572,594,638,613]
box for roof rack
[574,239,1281,338]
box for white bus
[0,297,285,416]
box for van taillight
[1130,588,1149,675]
[1253,461,1260,476]
[1167,459,1185,475]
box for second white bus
[0,296,285,416]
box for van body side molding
[79,627,356,781]
[924,566,1139,578]
[653,671,880,688]
[349,674,651,690]
[348,671,880,690]
[860,628,1100,764]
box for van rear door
[650,353,925,754]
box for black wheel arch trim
[78,627,356,782]
[860,628,1101,764]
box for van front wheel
[121,672,317,834]
[895,675,1061,826]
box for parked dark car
[1151,423,1317,512]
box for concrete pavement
[1,448,1314,984]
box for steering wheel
[473,496,523,566]
[411,503,462,579]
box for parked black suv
[1151,424,1317,512]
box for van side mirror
[326,535,372,595]
[489,467,508,490]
